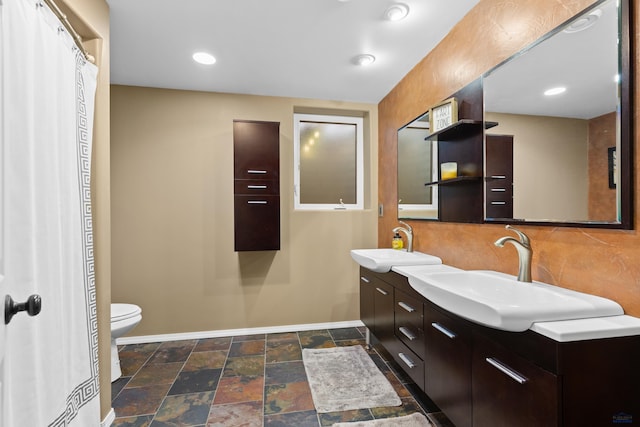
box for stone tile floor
[111,327,455,426]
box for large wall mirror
[483,0,632,228]
[398,0,632,226]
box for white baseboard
[101,408,115,427]
[116,320,365,345]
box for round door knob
[5,294,42,325]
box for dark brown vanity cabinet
[472,332,559,427]
[360,268,425,389]
[393,289,426,389]
[424,302,472,427]
[233,120,280,251]
[359,268,640,427]
[359,270,395,349]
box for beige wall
[379,0,640,318]
[486,112,589,221]
[111,86,378,336]
[58,0,111,420]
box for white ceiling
[106,0,480,104]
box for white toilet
[110,303,142,382]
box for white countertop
[530,315,640,342]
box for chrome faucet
[494,225,532,283]
[393,221,414,252]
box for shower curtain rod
[41,0,95,63]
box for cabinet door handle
[247,169,267,174]
[360,276,370,283]
[399,326,417,341]
[398,301,415,313]
[398,352,416,369]
[247,200,268,204]
[490,188,506,192]
[431,322,457,339]
[485,357,528,384]
[491,201,507,205]
[247,185,267,189]
[375,287,388,296]
[490,175,506,179]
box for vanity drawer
[395,289,423,330]
[387,338,424,390]
[395,289,425,359]
[472,332,559,427]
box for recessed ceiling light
[544,86,567,96]
[192,52,216,65]
[563,9,602,33]
[384,3,410,21]
[353,54,376,66]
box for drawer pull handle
[399,327,416,341]
[431,322,457,339]
[490,188,506,192]
[360,276,370,283]
[486,357,528,384]
[375,287,388,296]
[247,200,268,204]
[491,201,507,205]
[398,352,416,369]
[491,175,506,179]
[247,169,267,174]
[247,185,267,189]
[398,301,415,313]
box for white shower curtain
[1,0,100,425]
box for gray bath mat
[332,413,433,427]
[302,345,401,413]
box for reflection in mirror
[397,113,438,220]
[483,0,630,227]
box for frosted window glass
[294,114,363,210]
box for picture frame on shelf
[429,97,458,133]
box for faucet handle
[505,225,530,247]
[399,221,413,234]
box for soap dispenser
[392,232,404,250]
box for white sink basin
[350,249,442,273]
[407,270,623,332]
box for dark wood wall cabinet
[424,78,487,223]
[359,267,640,427]
[233,120,280,251]
[485,134,514,219]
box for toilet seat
[111,303,142,322]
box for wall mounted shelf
[425,176,483,187]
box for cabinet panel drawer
[424,303,472,427]
[472,333,559,427]
[394,289,423,330]
[234,195,280,251]
[396,323,425,360]
[234,179,279,195]
[233,120,280,180]
[387,339,424,390]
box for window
[294,113,364,210]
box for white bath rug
[302,345,401,413]
[332,413,433,427]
